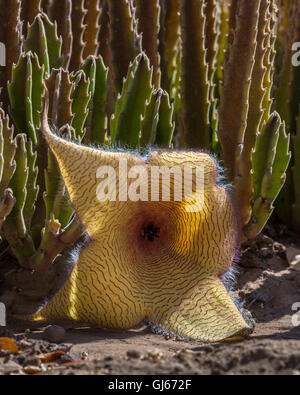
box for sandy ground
[1,232,300,375]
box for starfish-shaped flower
[33,102,252,342]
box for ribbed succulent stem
[155,90,175,146]
[244,113,291,239]
[98,0,111,67]
[97,0,115,124]
[179,0,211,150]
[205,0,220,84]
[81,56,108,145]
[2,134,29,245]
[292,113,300,231]
[110,53,153,148]
[219,0,261,181]
[107,0,141,92]
[23,140,39,229]
[259,0,277,129]
[227,0,239,53]
[0,109,16,229]
[158,0,180,93]
[40,0,51,13]
[71,70,90,139]
[275,0,300,131]
[135,0,161,88]
[69,0,87,72]
[0,110,17,196]
[274,0,300,229]
[27,216,84,271]
[45,68,73,129]
[8,52,44,146]
[47,0,72,69]
[140,89,162,147]
[44,148,73,228]
[215,3,229,92]
[234,0,270,227]
[83,0,101,59]
[20,0,41,36]
[23,12,63,75]
[277,0,291,48]
[0,0,22,112]
[0,189,16,230]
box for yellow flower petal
[150,274,250,342]
[38,241,146,328]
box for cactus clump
[0,0,296,340]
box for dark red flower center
[141,222,160,242]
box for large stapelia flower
[34,100,252,342]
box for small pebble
[23,365,44,375]
[16,354,26,365]
[23,356,41,367]
[42,325,66,343]
[60,353,74,364]
[286,247,300,271]
[81,351,89,360]
[0,361,22,375]
[127,349,141,359]
[172,363,184,373]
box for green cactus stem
[47,0,72,69]
[110,53,153,148]
[81,56,108,145]
[0,110,17,196]
[234,0,271,227]
[0,110,17,231]
[140,89,162,147]
[0,189,16,231]
[292,112,300,231]
[5,134,28,240]
[155,90,175,146]
[23,12,63,76]
[107,0,141,92]
[70,70,91,140]
[244,113,291,239]
[274,0,300,230]
[205,0,220,85]
[8,52,44,146]
[23,139,39,230]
